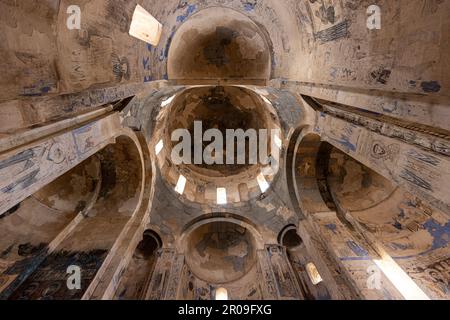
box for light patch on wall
[306,263,323,285]
[257,173,270,193]
[175,175,187,195]
[161,95,176,108]
[217,188,227,205]
[261,165,274,176]
[155,140,164,155]
[129,5,162,46]
[373,256,430,300]
[274,133,282,149]
[261,95,272,106]
[215,287,228,300]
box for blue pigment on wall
[423,219,450,250]
[244,3,255,11]
[346,240,369,257]
[176,4,197,23]
[325,224,337,234]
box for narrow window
[175,175,187,195]
[217,188,227,205]
[257,173,270,193]
[155,140,164,155]
[215,287,228,300]
[306,263,323,285]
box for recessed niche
[185,221,257,284]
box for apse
[167,7,271,85]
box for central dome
[167,86,272,176]
[151,85,282,204]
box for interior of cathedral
[0,0,449,301]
